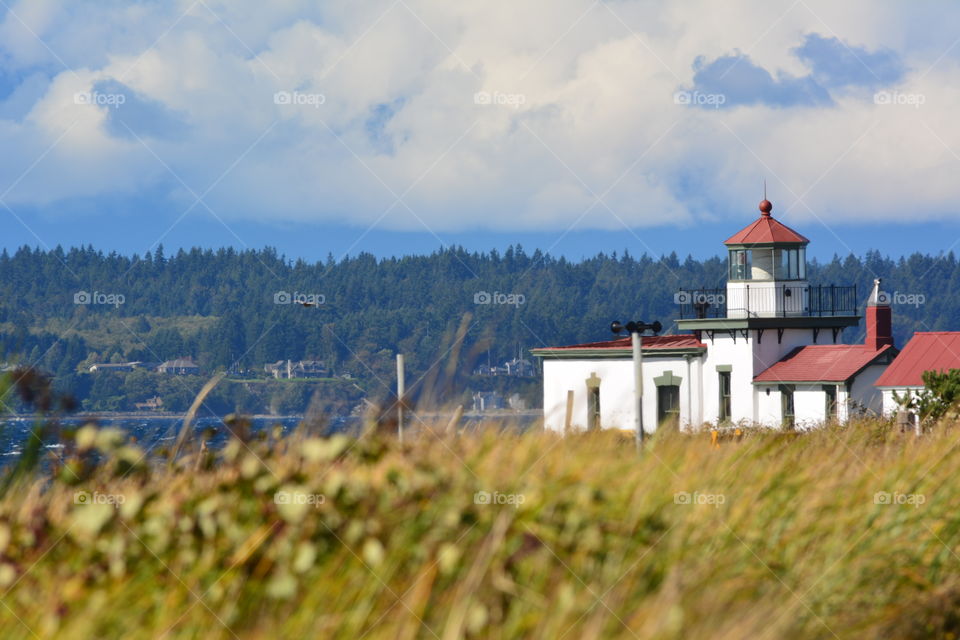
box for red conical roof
[724,200,809,245]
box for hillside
[0,245,955,412]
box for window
[657,385,681,428]
[587,386,600,431]
[780,385,795,428]
[775,247,806,280]
[718,371,732,422]
[824,385,838,421]
[729,249,750,280]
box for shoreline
[1,409,542,421]
[1,413,310,421]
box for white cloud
[0,0,959,235]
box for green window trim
[715,365,732,372]
[653,372,683,387]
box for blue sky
[2,1,960,262]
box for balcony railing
[676,284,858,319]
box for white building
[533,197,898,432]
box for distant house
[875,332,960,415]
[89,362,138,373]
[157,358,200,375]
[88,361,158,373]
[472,364,507,376]
[134,396,164,411]
[265,360,287,378]
[265,359,329,379]
[473,391,504,412]
[295,360,328,378]
[507,393,527,410]
[474,354,536,378]
[504,357,536,377]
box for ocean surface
[0,415,352,466]
[0,413,540,466]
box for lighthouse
[534,195,896,431]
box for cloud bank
[1,0,958,236]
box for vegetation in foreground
[0,412,959,639]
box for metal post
[396,354,405,443]
[632,331,644,451]
[564,390,574,435]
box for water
[0,412,540,468]
[0,415,358,465]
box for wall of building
[880,387,922,416]
[542,355,700,433]
[753,327,823,376]
[726,281,810,318]
[699,334,753,425]
[849,364,886,416]
[755,385,782,426]
[695,328,824,426]
[793,384,828,429]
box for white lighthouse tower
[724,198,810,318]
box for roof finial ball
[759,198,773,217]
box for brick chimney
[865,278,894,349]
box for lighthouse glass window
[775,247,805,280]
[728,249,751,280]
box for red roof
[540,334,705,351]
[725,204,809,245]
[875,332,960,387]
[754,344,894,383]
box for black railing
[676,284,858,319]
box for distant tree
[134,316,152,333]
[915,369,960,423]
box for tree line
[0,244,955,411]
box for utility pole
[631,330,644,452]
[396,353,405,444]
[611,320,662,452]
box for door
[657,385,681,429]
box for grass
[1,420,959,639]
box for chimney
[865,278,893,349]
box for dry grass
[0,420,959,639]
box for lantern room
[725,199,809,282]
[722,199,811,318]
